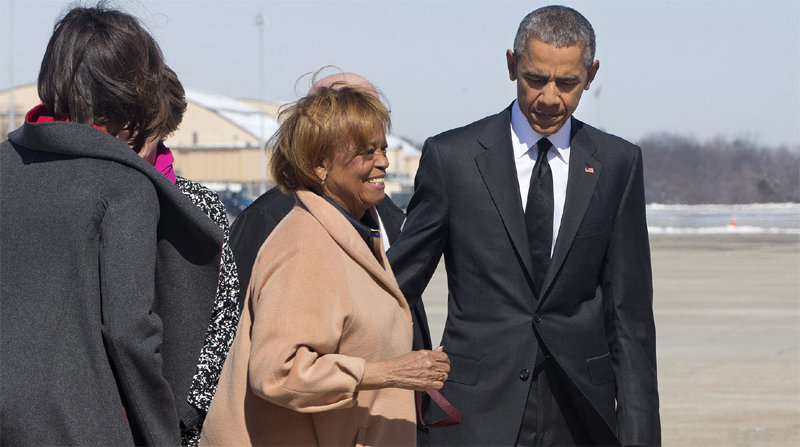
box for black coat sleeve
[229,189,295,310]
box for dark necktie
[525,138,554,294]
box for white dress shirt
[375,209,391,251]
[510,99,571,256]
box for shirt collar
[322,196,379,247]
[510,99,571,163]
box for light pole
[254,11,267,194]
[7,0,15,134]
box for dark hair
[160,65,187,137]
[37,3,170,151]
[514,5,596,68]
[270,85,391,193]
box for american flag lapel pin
[584,165,595,174]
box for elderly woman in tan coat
[200,83,449,446]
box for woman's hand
[360,349,450,391]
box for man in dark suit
[388,6,660,446]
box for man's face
[506,38,599,136]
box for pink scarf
[154,142,177,184]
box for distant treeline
[401,132,799,204]
[639,133,800,204]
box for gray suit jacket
[1,119,222,445]
[388,105,660,446]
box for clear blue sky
[2,0,799,148]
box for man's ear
[584,59,600,90]
[506,49,518,82]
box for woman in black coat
[0,6,221,445]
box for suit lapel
[375,201,404,244]
[474,108,538,295]
[539,118,601,301]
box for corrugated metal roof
[185,88,420,156]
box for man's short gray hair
[513,5,596,68]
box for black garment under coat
[0,119,222,445]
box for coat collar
[7,119,223,257]
[295,190,409,311]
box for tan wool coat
[200,190,415,446]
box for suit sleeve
[99,182,180,445]
[229,207,282,310]
[387,137,450,308]
[246,236,366,413]
[602,146,661,446]
[230,191,296,312]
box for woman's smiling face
[319,128,389,218]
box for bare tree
[639,133,800,204]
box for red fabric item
[26,104,108,134]
[415,389,463,428]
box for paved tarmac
[420,233,800,446]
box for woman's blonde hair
[269,84,391,193]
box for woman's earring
[320,173,327,187]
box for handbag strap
[415,389,463,428]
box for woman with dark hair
[0,5,222,445]
[200,84,449,446]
